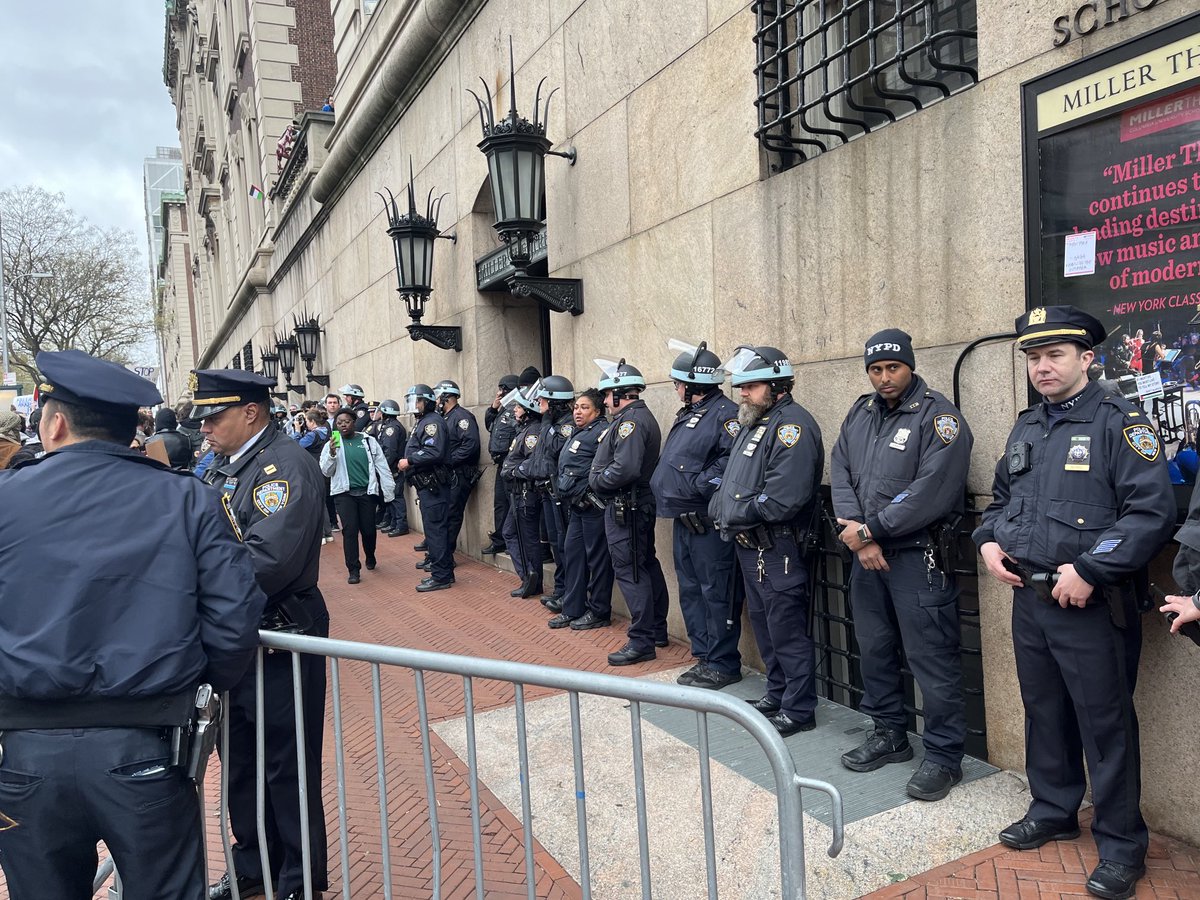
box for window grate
[753,0,978,172]
[242,341,254,373]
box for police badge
[776,424,801,447]
[253,480,290,516]
[559,422,574,438]
[1123,424,1160,461]
[424,423,438,437]
[524,433,539,450]
[724,419,741,438]
[458,419,470,430]
[618,421,636,439]
[934,415,960,445]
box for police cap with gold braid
[188,368,275,419]
[36,349,162,411]
[1014,305,1107,351]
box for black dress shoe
[347,572,361,585]
[366,557,377,571]
[541,594,563,612]
[517,574,543,599]
[413,540,428,552]
[416,558,432,571]
[905,760,962,801]
[416,579,453,592]
[690,667,743,690]
[419,575,455,586]
[548,613,577,629]
[840,725,913,772]
[746,695,781,715]
[608,643,656,666]
[655,638,670,648]
[388,527,409,537]
[676,663,707,686]
[998,815,1081,850]
[570,610,610,630]
[208,872,265,900]
[510,585,527,597]
[1085,860,1145,899]
[769,712,816,736]
[481,542,505,555]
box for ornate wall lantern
[258,346,287,400]
[293,312,330,386]
[469,39,582,315]
[274,332,305,394]
[379,160,460,351]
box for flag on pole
[249,184,265,200]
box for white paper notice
[1064,231,1097,277]
[1136,371,1164,401]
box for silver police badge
[253,480,290,516]
[776,424,801,447]
[1123,424,1160,461]
[934,415,960,445]
[618,421,636,439]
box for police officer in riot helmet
[528,375,577,611]
[831,329,973,801]
[193,368,330,900]
[377,399,410,536]
[588,358,671,665]
[710,346,823,736]
[340,382,370,432]
[0,351,266,898]
[975,305,1173,900]
[483,373,522,554]
[400,384,455,591]
[650,341,743,689]
[502,382,546,597]
[434,379,482,562]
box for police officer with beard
[502,384,545,598]
[975,306,1173,900]
[650,342,743,690]
[194,369,329,900]
[435,380,481,563]
[483,373,521,554]
[831,329,972,802]
[377,399,410,536]
[710,346,823,737]
[401,384,454,591]
[589,359,670,666]
[529,375,577,612]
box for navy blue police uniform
[405,388,454,588]
[502,408,545,595]
[710,347,823,734]
[553,415,615,626]
[831,330,973,795]
[0,351,267,900]
[444,402,481,558]
[974,307,1173,886]
[350,401,370,432]
[589,365,669,664]
[377,403,410,534]
[484,375,521,551]
[194,369,331,900]
[651,365,743,685]
[530,401,576,603]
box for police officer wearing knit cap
[483,374,521,554]
[710,346,823,736]
[0,351,266,898]
[589,358,671,665]
[975,305,1173,900]
[401,383,455,591]
[831,328,973,801]
[377,399,410,536]
[650,341,743,689]
[193,368,331,900]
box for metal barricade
[213,630,844,900]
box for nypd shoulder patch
[934,414,960,445]
[525,433,539,450]
[253,480,289,516]
[776,424,801,448]
[424,423,438,437]
[1123,424,1160,461]
[458,418,470,431]
[559,422,575,438]
[386,426,395,436]
[724,419,741,438]
[618,421,636,439]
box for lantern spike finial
[406,157,418,217]
[542,86,559,136]
[508,36,517,121]
[425,186,438,222]
[532,77,547,128]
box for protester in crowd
[8,408,42,467]
[129,409,154,452]
[146,407,194,469]
[297,408,333,543]
[0,410,24,469]
[321,408,395,584]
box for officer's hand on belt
[980,542,1024,587]
[856,543,890,572]
[1052,564,1094,609]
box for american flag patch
[1092,539,1122,555]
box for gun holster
[169,684,222,784]
[734,525,774,551]
[678,511,707,535]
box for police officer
[975,306,1173,900]
[710,346,823,736]
[502,384,545,598]
[831,329,973,801]
[0,351,266,899]
[401,384,455,591]
[650,342,743,689]
[364,400,383,438]
[589,359,670,665]
[340,382,370,432]
[529,375,577,611]
[377,399,410,536]
[483,373,521,554]
[549,387,615,629]
[435,379,482,560]
[193,368,330,900]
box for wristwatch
[1191,590,1200,612]
[857,524,873,545]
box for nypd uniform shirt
[503,417,542,483]
[350,401,370,432]
[557,416,607,502]
[404,411,449,470]
[709,394,823,535]
[528,410,576,483]
[444,405,481,469]
[830,375,973,547]
[588,399,662,497]
[376,418,408,470]
[650,389,740,518]
[485,404,519,461]
[974,380,1173,584]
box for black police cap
[36,349,162,411]
[189,368,275,420]
[1015,306,1107,351]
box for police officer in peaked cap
[650,341,743,689]
[193,368,331,900]
[0,350,267,898]
[709,346,823,737]
[975,305,1173,900]
[483,374,522,554]
[340,382,370,432]
[435,379,482,564]
[401,384,455,591]
[831,329,973,801]
[588,358,671,665]
[377,399,410,536]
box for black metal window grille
[810,488,988,760]
[242,341,254,372]
[231,352,242,370]
[754,0,979,171]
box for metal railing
[205,631,844,900]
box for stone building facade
[160,0,1200,844]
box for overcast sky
[1,4,179,273]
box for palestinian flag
[249,184,265,200]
